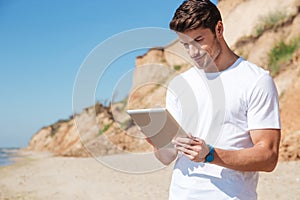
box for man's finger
[175,145,196,155]
[173,137,194,144]
[173,138,204,147]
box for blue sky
[0,0,218,148]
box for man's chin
[192,59,204,67]
[195,61,218,72]
[194,60,208,69]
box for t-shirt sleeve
[247,73,281,130]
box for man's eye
[195,38,203,42]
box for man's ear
[215,21,223,38]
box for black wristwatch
[205,145,215,163]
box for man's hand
[172,134,210,162]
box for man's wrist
[204,145,215,163]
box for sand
[0,151,299,200]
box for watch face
[206,154,214,162]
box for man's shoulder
[221,58,274,92]
[238,58,268,76]
[236,58,277,93]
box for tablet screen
[127,108,187,148]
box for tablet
[127,108,188,148]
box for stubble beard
[194,47,221,73]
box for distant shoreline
[0,148,20,167]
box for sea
[0,148,19,167]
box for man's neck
[214,43,239,72]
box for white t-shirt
[166,57,281,200]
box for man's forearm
[212,129,281,172]
[212,145,278,172]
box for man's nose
[187,44,199,57]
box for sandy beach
[0,151,299,200]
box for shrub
[173,65,182,71]
[254,11,288,37]
[98,122,113,135]
[268,36,300,76]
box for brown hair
[169,0,222,33]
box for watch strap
[205,145,214,163]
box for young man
[152,0,281,199]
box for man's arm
[172,129,281,172]
[213,129,281,172]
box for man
[152,0,281,199]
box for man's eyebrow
[179,35,203,44]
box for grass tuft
[268,36,300,76]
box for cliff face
[278,50,300,161]
[27,0,300,161]
[128,42,192,110]
[27,103,153,157]
[27,118,86,156]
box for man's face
[178,26,221,71]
